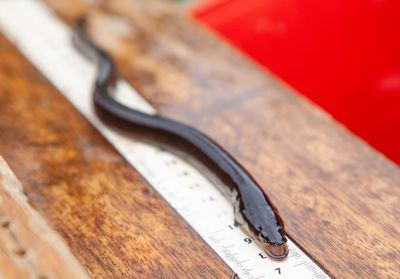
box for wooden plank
[0,34,232,278]
[42,0,400,278]
[0,156,90,279]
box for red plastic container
[192,0,400,164]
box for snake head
[234,190,289,260]
[236,216,288,260]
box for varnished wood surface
[0,35,232,278]
[0,157,89,279]
[42,0,400,278]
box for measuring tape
[0,1,330,278]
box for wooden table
[0,0,399,278]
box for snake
[73,18,288,260]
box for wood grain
[0,156,90,279]
[42,0,400,278]
[0,34,232,278]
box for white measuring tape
[0,1,330,278]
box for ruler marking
[293,261,307,267]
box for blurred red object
[192,0,400,164]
